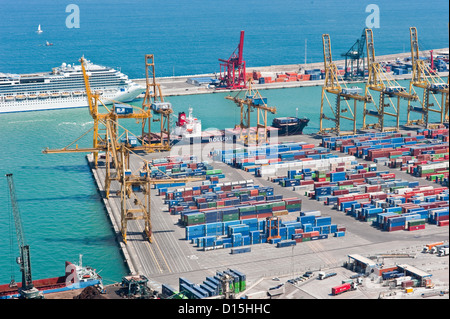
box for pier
[132,48,449,98]
[87,130,449,298]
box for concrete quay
[132,48,449,98]
[86,130,449,299]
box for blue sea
[0,0,448,286]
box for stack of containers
[323,130,449,180]
[186,209,345,249]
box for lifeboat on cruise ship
[38,93,49,99]
[5,96,15,102]
[51,93,60,98]
[61,92,70,98]
[16,95,26,101]
[73,91,82,96]
[28,94,38,99]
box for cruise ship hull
[0,87,142,114]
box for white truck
[432,244,449,254]
[438,247,449,257]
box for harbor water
[0,0,448,285]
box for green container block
[239,206,256,213]
[223,213,239,222]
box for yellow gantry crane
[225,80,277,145]
[141,54,173,151]
[119,156,204,244]
[362,29,419,132]
[43,57,152,198]
[319,34,370,135]
[44,56,205,245]
[407,27,449,127]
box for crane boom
[6,173,43,299]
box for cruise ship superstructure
[0,59,143,113]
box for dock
[132,48,449,98]
[86,128,449,297]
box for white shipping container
[396,276,412,286]
[395,187,413,195]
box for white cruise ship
[0,59,144,113]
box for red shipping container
[438,220,449,227]
[388,225,405,232]
[240,214,258,220]
[332,283,351,295]
[354,193,370,200]
[257,212,273,219]
[338,196,355,204]
[408,224,426,231]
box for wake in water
[58,121,94,127]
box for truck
[438,247,449,257]
[422,242,444,253]
[331,282,356,295]
[268,283,285,297]
[318,272,337,280]
[431,244,449,254]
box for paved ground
[84,128,448,300]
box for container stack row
[144,155,225,188]
[185,209,345,250]
[212,141,358,178]
[336,184,448,231]
[160,180,300,219]
[268,159,377,192]
[161,269,246,299]
[322,130,449,182]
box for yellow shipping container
[405,287,413,294]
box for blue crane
[341,28,368,81]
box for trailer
[438,247,449,257]
[318,272,337,280]
[331,282,356,295]
[422,242,444,253]
[431,244,449,254]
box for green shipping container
[223,213,239,222]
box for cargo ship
[271,117,310,135]
[0,255,102,299]
[170,107,279,145]
[0,58,143,113]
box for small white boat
[36,24,43,34]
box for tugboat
[271,117,310,136]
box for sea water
[0,0,448,285]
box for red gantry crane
[218,31,247,90]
